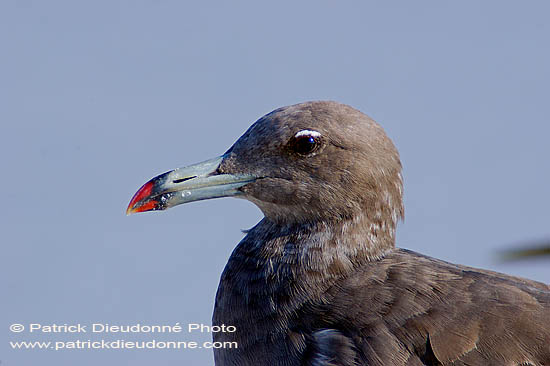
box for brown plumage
[127,101,550,366]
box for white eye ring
[294,130,321,138]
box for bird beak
[126,155,257,215]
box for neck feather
[221,212,397,303]
[246,212,397,269]
[213,213,398,347]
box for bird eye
[289,130,322,155]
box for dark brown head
[219,101,404,226]
[127,101,404,240]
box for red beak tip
[127,181,155,215]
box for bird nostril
[173,176,196,184]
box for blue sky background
[2,1,549,365]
